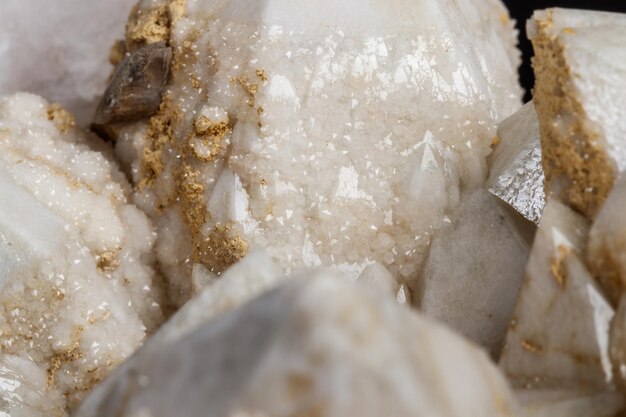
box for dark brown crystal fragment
[94,42,172,125]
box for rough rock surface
[112,0,523,306]
[0,0,136,125]
[75,275,520,417]
[499,200,614,391]
[529,8,626,219]
[0,93,162,416]
[415,189,534,357]
[487,101,545,224]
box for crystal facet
[76,275,520,417]
[500,200,614,391]
[416,189,534,357]
[487,101,545,224]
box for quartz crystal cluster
[1,1,626,417]
[111,0,523,306]
[0,94,163,416]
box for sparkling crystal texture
[487,101,545,224]
[113,0,523,306]
[0,93,162,416]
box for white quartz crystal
[415,189,534,357]
[75,274,520,417]
[0,93,162,415]
[587,176,626,304]
[499,200,614,391]
[487,102,545,224]
[528,8,626,218]
[114,0,522,305]
[0,0,135,125]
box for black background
[502,1,626,102]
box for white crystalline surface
[0,0,136,125]
[116,0,522,304]
[76,274,520,417]
[499,200,614,391]
[0,94,163,416]
[487,102,545,224]
[416,189,534,357]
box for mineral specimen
[75,275,520,417]
[0,93,162,415]
[529,8,626,219]
[112,0,523,306]
[0,0,136,125]
[499,200,614,391]
[487,101,545,224]
[415,189,534,357]
[3,1,626,416]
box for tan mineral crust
[529,8,626,219]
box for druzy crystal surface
[1,1,626,417]
[113,0,523,306]
[0,94,162,416]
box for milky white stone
[0,93,162,415]
[587,176,626,304]
[610,294,626,392]
[116,0,522,305]
[528,8,626,218]
[161,250,286,345]
[415,189,534,357]
[0,0,135,125]
[487,101,545,224]
[75,275,519,417]
[499,200,614,391]
[517,390,624,417]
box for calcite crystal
[500,200,614,391]
[529,8,626,219]
[0,94,162,415]
[75,275,520,417]
[113,0,523,305]
[487,101,545,224]
[0,0,135,125]
[415,189,534,357]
